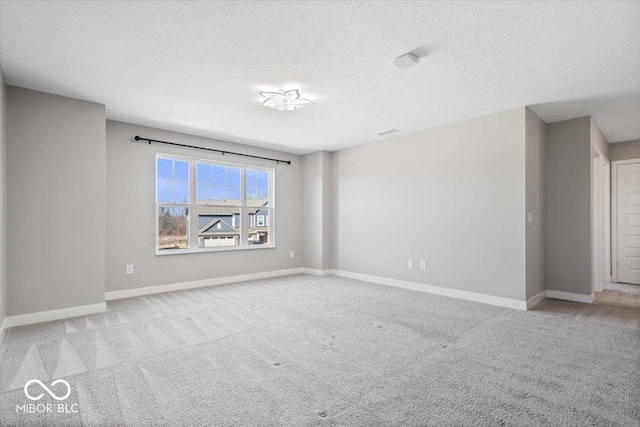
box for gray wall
[7,87,106,316]
[331,107,527,301]
[525,108,547,299]
[609,139,640,161]
[302,151,331,270]
[546,116,592,296]
[0,70,7,326]
[106,121,303,292]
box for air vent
[377,128,398,136]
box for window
[156,155,274,253]
[157,158,190,250]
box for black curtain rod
[134,136,291,165]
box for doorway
[612,159,640,286]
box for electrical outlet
[290,251,295,259]
[126,264,134,275]
[408,259,414,269]
[420,261,426,270]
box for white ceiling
[1,1,639,154]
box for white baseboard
[3,302,107,329]
[331,270,528,310]
[546,289,594,303]
[526,290,548,309]
[105,267,305,301]
[301,268,334,276]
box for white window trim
[155,153,275,256]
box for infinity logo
[24,379,71,401]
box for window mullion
[190,161,198,249]
[241,167,246,246]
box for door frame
[592,151,611,293]
[611,158,640,283]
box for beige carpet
[1,274,639,426]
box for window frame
[155,153,275,256]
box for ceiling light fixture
[259,89,313,111]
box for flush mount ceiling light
[259,89,313,111]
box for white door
[616,162,640,284]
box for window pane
[213,165,226,185]
[198,207,240,248]
[157,158,173,180]
[246,187,258,202]
[174,160,189,182]
[197,163,212,184]
[248,208,270,245]
[227,186,241,204]
[158,206,189,250]
[246,169,258,187]
[174,182,190,203]
[228,167,241,186]
[246,169,270,206]
[197,184,212,204]
[157,158,190,204]
[213,185,226,202]
[157,181,173,203]
[257,171,269,188]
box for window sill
[155,244,275,256]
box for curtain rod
[134,136,292,165]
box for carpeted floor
[1,274,639,426]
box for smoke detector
[393,53,419,69]
[377,128,398,136]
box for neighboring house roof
[199,213,237,229]
[199,217,238,234]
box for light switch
[527,213,533,224]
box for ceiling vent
[377,128,398,136]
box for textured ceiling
[1,1,639,153]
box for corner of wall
[525,108,547,300]
[590,118,610,160]
[0,68,7,335]
[301,151,333,272]
[545,116,592,296]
